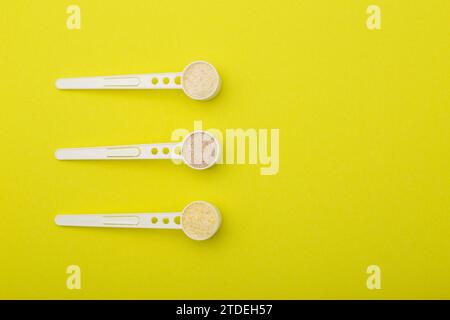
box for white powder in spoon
[182,131,218,169]
[182,61,220,100]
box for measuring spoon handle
[55,213,182,229]
[55,143,182,160]
[55,72,182,89]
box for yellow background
[0,1,449,299]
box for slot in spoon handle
[55,143,182,160]
[55,72,182,89]
[55,213,182,229]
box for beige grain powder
[182,62,220,100]
[182,132,217,169]
[182,201,221,240]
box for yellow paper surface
[0,1,448,299]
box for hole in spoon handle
[145,213,182,229]
[140,143,183,160]
[145,72,182,89]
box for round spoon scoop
[55,201,221,241]
[55,60,221,101]
[55,131,220,170]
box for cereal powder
[182,202,220,240]
[182,62,219,99]
[182,132,217,169]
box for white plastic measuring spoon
[55,201,221,241]
[55,131,220,170]
[55,60,221,101]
